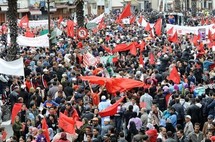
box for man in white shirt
[184,115,194,136]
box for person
[98,96,111,127]
[201,131,213,142]
[172,98,184,126]
[126,121,138,142]
[148,104,163,128]
[118,132,127,142]
[12,116,23,140]
[166,131,177,142]
[167,107,177,127]
[92,128,102,142]
[157,126,167,142]
[187,123,204,142]
[176,129,189,142]
[202,115,214,136]
[132,126,146,142]
[184,115,194,136]
[36,129,47,142]
[55,132,70,142]
[127,112,142,131]
[186,98,202,125]
[101,118,112,136]
[140,89,153,111]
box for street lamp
[47,0,51,50]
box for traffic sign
[77,28,88,39]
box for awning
[30,10,42,15]
[1,6,8,11]
[56,4,68,8]
[18,8,29,13]
[50,8,57,12]
[68,5,76,9]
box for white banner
[0,58,24,76]
[17,34,49,47]
[89,13,104,24]
[18,20,48,28]
[166,24,215,35]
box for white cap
[43,68,48,72]
[101,95,106,100]
[185,115,191,119]
[21,84,26,89]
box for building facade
[0,0,76,23]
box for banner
[0,58,24,76]
[17,34,49,47]
[166,24,215,35]
[18,20,48,28]
[88,13,104,24]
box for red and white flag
[83,52,98,67]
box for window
[92,3,96,9]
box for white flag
[89,13,104,24]
[0,57,24,76]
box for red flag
[58,15,63,25]
[102,46,112,53]
[139,52,144,65]
[11,103,22,124]
[119,3,132,20]
[99,96,125,117]
[154,18,162,36]
[92,93,100,106]
[138,16,143,25]
[168,66,180,84]
[150,29,155,38]
[98,21,106,30]
[149,52,155,65]
[41,118,50,142]
[130,16,136,24]
[76,121,83,129]
[129,42,137,56]
[192,33,201,45]
[25,29,34,37]
[167,27,174,35]
[115,16,121,24]
[113,57,118,63]
[208,29,213,42]
[67,20,74,38]
[19,15,29,28]
[113,43,130,53]
[168,31,178,43]
[145,22,151,32]
[197,42,205,54]
[59,113,76,134]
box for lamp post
[47,0,51,49]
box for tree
[76,0,84,27]
[6,0,18,61]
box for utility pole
[47,0,51,49]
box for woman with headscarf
[12,116,23,140]
[126,121,138,142]
[48,128,54,141]
[55,132,70,142]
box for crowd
[0,8,214,142]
